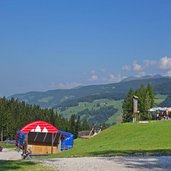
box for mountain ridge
[9,75,171,108]
[8,75,171,125]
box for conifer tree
[146,83,154,108]
[122,88,134,122]
[69,114,76,137]
[75,115,81,138]
[122,84,154,122]
[81,118,90,130]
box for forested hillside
[159,94,171,107]
[0,97,89,141]
[8,76,171,126]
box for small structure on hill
[78,125,101,139]
[16,120,73,155]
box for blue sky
[0,0,171,96]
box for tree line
[122,83,154,122]
[0,97,90,141]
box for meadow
[58,94,167,125]
[59,99,124,124]
[1,120,171,171]
[52,120,171,158]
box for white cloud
[165,70,171,77]
[88,70,99,81]
[109,74,117,81]
[159,56,171,69]
[122,61,146,76]
[83,56,171,85]
[90,74,98,81]
[122,59,158,73]
[132,62,143,72]
[109,74,123,82]
[132,62,145,76]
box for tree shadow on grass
[88,149,171,157]
[0,160,37,171]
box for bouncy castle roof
[20,120,58,134]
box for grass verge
[0,142,15,149]
[0,160,55,171]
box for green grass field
[0,160,54,171]
[52,120,171,158]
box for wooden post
[133,95,138,123]
[51,133,54,154]
[58,134,62,152]
[43,132,48,142]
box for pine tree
[81,118,90,130]
[122,88,134,122]
[101,123,107,130]
[135,84,146,113]
[75,116,81,138]
[0,97,8,141]
[135,84,154,120]
[141,90,151,120]
[69,114,76,137]
[146,83,154,108]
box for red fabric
[20,120,58,134]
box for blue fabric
[59,130,74,150]
[16,130,26,147]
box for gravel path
[1,149,171,170]
[0,148,21,160]
[42,156,171,171]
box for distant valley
[9,75,171,126]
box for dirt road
[42,156,171,171]
[1,149,171,170]
[0,148,21,160]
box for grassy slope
[53,120,171,157]
[58,99,123,124]
[58,94,166,125]
[154,94,167,106]
[105,100,123,124]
